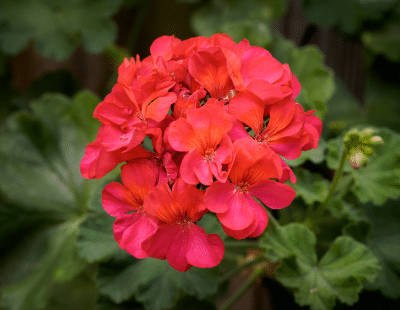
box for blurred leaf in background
[0,0,123,60]
[191,0,289,47]
[0,91,115,310]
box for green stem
[266,209,280,228]
[219,256,267,284]
[322,147,348,208]
[308,147,348,227]
[219,266,265,310]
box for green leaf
[0,92,104,213]
[0,218,87,310]
[327,127,400,205]
[270,37,335,120]
[260,223,380,309]
[0,91,110,309]
[191,0,274,46]
[0,0,122,60]
[362,22,400,62]
[77,183,122,263]
[326,197,366,223]
[290,169,330,205]
[365,200,400,298]
[97,257,220,310]
[260,223,317,263]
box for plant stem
[307,147,348,228]
[266,209,280,228]
[322,147,348,208]
[219,266,265,310]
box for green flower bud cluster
[343,128,383,169]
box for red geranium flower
[204,139,296,239]
[141,179,225,272]
[102,161,159,258]
[166,103,233,185]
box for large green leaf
[0,91,102,212]
[0,91,110,310]
[97,256,220,310]
[270,37,335,120]
[259,223,380,310]
[77,210,122,263]
[0,0,122,60]
[327,127,400,205]
[191,0,280,46]
[77,180,122,263]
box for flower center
[175,217,193,228]
[220,89,237,103]
[149,154,162,166]
[254,133,269,145]
[204,148,216,162]
[234,181,250,194]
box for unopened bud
[370,135,383,146]
[343,128,383,169]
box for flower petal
[217,192,255,230]
[189,49,234,99]
[228,90,264,134]
[204,181,235,214]
[249,180,296,209]
[114,213,158,259]
[186,225,225,268]
[80,139,120,179]
[102,182,138,216]
[121,162,157,197]
[142,224,176,260]
[180,149,204,185]
[247,198,269,238]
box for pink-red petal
[249,180,296,210]
[102,182,137,216]
[186,225,224,268]
[216,192,255,230]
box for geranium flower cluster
[80,34,322,272]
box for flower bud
[343,128,383,169]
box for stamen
[254,133,270,145]
[234,181,250,193]
[175,217,193,227]
[204,148,216,162]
